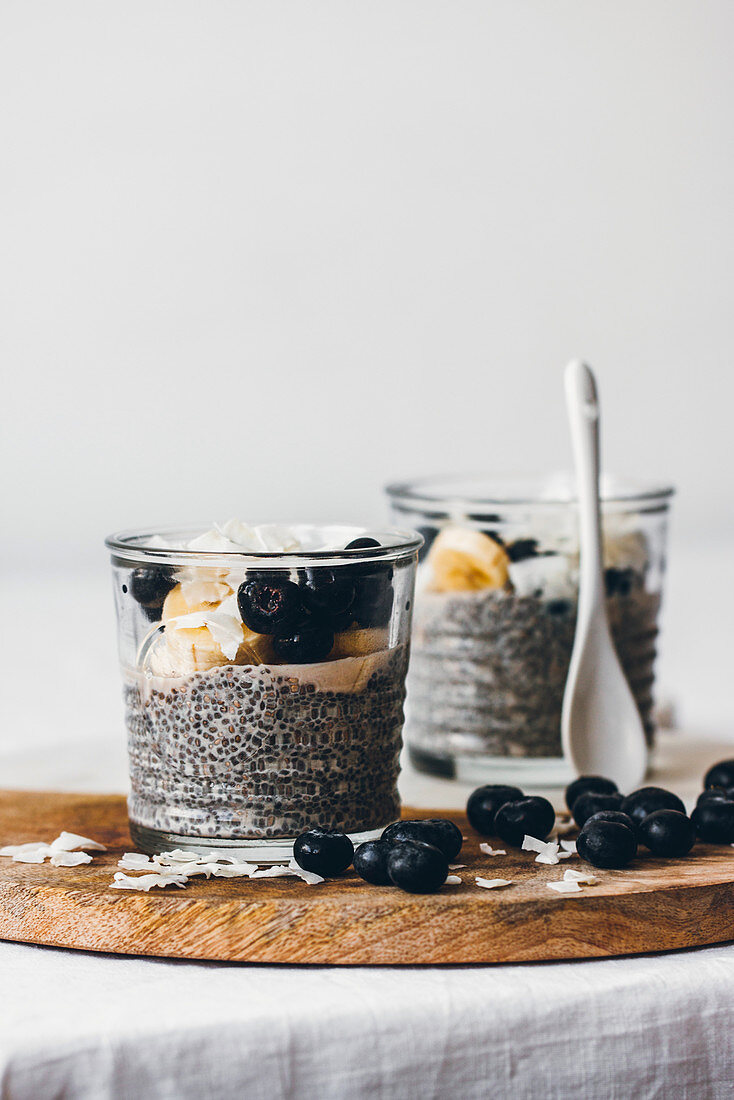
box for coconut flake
[475,877,513,889]
[523,836,563,864]
[560,839,577,854]
[50,832,106,852]
[535,845,561,865]
[154,850,203,864]
[253,524,301,552]
[209,862,259,878]
[3,843,54,863]
[521,835,548,854]
[119,853,156,870]
[449,864,466,870]
[179,578,232,606]
[50,851,93,867]
[547,879,582,893]
[110,872,188,891]
[287,858,325,885]
[249,865,300,879]
[444,875,462,885]
[564,868,598,885]
[479,843,506,857]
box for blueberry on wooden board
[696,789,733,807]
[494,797,555,847]
[577,821,637,869]
[293,829,354,876]
[466,785,524,835]
[381,818,463,861]
[638,810,696,857]
[704,759,734,790]
[565,775,618,812]
[386,840,448,894]
[584,810,636,832]
[353,841,393,886]
[237,577,306,635]
[130,567,175,609]
[691,800,734,844]
[571,791,624,828]
[621,787,686,829]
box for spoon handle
[564,361,606,614]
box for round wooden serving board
[1,790,733,965]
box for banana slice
[428,526,510,592]
[330,627,389,659]
[161,584,271,674]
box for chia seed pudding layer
[408,589,661,759]
[124,645,409,840]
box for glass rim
[385,472,675,511]
[105,523,424,567]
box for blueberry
[577,821,637,868]
[466,785,524,835]
[696,788,732,807]
[704,759,734,790]
[142,604,164,623]
[571,791,624,828]
[565,775,619,812]
[638,809,696,857]
[621,787,686,829]
[494,797,555,847]
[584,810,636,831]
[353,841,393,886]
[345,537,381,550]
[382,818,463,861]
[605,567,635,597]
[293,829,354,876]
[300,568,355,619]
[547,600,572,616]
[130,567,175,608]
[272,623,334,664]
[691,799,734,844]
[352,569,394,628]
[237,577,306,635]
[506,538,539,563]
[328,608,356,632]
[386,840,448,894]
[483,530,505,547]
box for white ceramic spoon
[561,360,648,790]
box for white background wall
[1,1,733,736]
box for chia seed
[407,588,661,760]
[123,647,409,840]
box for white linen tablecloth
[1,940,733,1100]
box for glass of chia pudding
[106,522,422,855]
[386,474,674,787]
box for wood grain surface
[1,790,733,965]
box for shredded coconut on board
[547,879,582,894]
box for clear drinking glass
[106,525,422,855]
[386,474,674,787]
